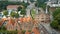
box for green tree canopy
[3,10,8,16]
[0,1,29,10]
[35,0,46,10]
[15,13,19,18]
[22,30,26,34]
[20,9,26,15]
[55,13,60,24]
[10,11,16,18]
[17,6,22,11]
[50,20,58,29]
[0,26,6,30]
[50,8,60,30]
[10,11,19,18]
[53,8,60,18]
[53,8,60,24]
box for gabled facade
[6,18,21,31]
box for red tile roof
[0,18,8,27]
[7,18,15,25]
[32,27,40,34]
[19,17,32,23]
[0,20,4,27]
[23,17,27,23]
[7,5,24,10]
[20,18,23,23]
[27,17,32,22]
[7,5,19,9]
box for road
[40,23,60,34]
[38,23,50,34]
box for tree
[20,9,26,15]
[53,8,60,24]
[35,0,46,10]
[50,8,60,30]
[1,26,6,30]
[41,4,46,11]
[55,13,60,25]
[10,11,16,18]
[22,30,26,34]
[53,8,60,18]
[3,10,8,16]
[58,25,60,30]
[15,13,19,18]
[10,11,19,24]
[50,20,58,29]
[17,6,22,11]
[0,1,8,10]
[21,1,29,8]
